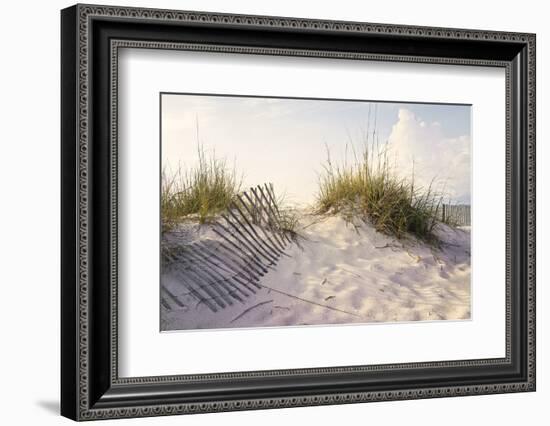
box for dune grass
[277,206,301,239]
[230,185,303,242]
[161,145,241,232]
[266,191,302,240]
[316,143,443,242]
[161,146,300,240]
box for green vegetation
[161,145,241,232]
[277,206,301,239]
[161,146,300,239]
[266,192,301,240]
[316,143,443,242]
[161,137,444,243]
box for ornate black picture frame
[61,4,536,421]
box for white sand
[161,216,471,331]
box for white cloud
[387,108,471,203]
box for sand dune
[161,216,471,331]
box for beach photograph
[159,93,472,331]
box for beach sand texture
[161,215,471,331]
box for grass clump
[236,185,302,241]
[316,143,443,242]
[161,145,241,232]
[278,207,301,238]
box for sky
[161,94,471,206]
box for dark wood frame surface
[61,3,536,421]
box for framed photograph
[61,4,536,421]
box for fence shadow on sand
[161,183,293,312]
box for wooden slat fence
[161,183,292,312]
[440,204,471,226]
